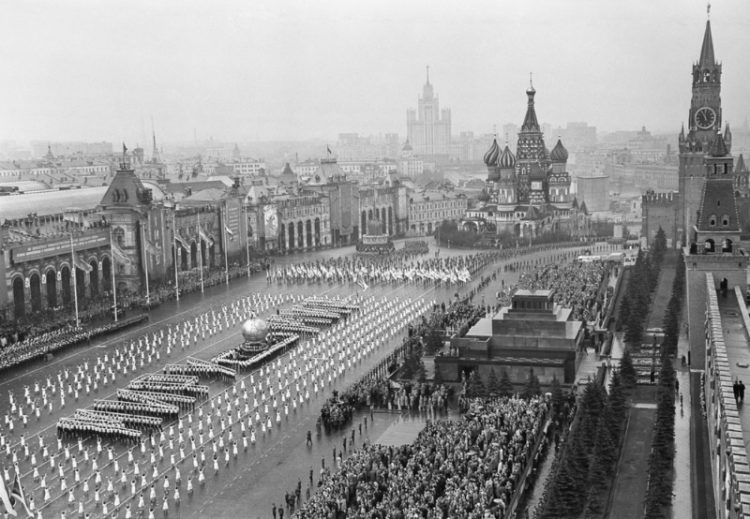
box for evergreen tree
[590,402,618,483]
[499,370,514,397]
[608,370,628,443]
[523,369,541,399]
[487,368,500,396]
[550,375,564,419]
[619,349,638,390]
[579,382,606,449]
[618,293,631,332]
[624,301,644,346]
[549,429,590,516]
[466,371,486,398]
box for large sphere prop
[239,314,270,356]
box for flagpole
[70,234,80,328]
[109,229,118,323]
[222,204,229,286]
[197,210,204,293]
[172,211,180,302]
[244,203,251,279]
[141,220,150,306]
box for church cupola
[550,139,568,163]
[499,144,516,170]
[483,137,500,182]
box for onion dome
[499,145,516,169]
[241,315,269,342]
[483,138,500,167]
[550,139,569,162]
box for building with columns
[0,150,250,323]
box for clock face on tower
[695,106,717,130]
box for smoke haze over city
[2,0,750,143]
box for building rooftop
[0,187,107,220]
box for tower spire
[426,65,430,85]
[522,77,539,132]
[699,14,716,66]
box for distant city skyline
[1,0,750,144]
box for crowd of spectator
[498,261,608,321]
[0,315,145,371]
[297,395,549,519]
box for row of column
[12,258,111,319]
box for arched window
[722,215,730,227]
[709,214,717,227]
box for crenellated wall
[703,273,750,519]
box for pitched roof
[736,154,747,174]
[100,168,147,208]
[1,187,108,220]
[162,181,226,194]
[696,178,740,232]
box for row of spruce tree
[533,231,670,518]
[643,249,684,518]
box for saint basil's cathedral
[468,81,587,239]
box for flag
[73,254,93,273]
[199,227,214,247]
[356,275,368,291]
[174,233,190,250]
[0,476,16,516]
[111,242,132,266]
[224,225,235,237]
[326,145,332,155]
[9,474,31,517]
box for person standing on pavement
[734,380,740,404]
[740,381,746,405]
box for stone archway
[12,276,24,319]
[280,224,286,251]
[427,222,433,235]
[361,211,367,235]
[30,272,42,313]
[208,243,215,267]
[190,241,198,269]
[305,220,312,249]
[89,260,99,297]
[297,221,304,248]
[102,257,112,292]
[75,267,86,303]
[314,218,321,247]
[288,222,295,250]
[200,240,207,267]
[45,270,57,308]
[61,266,71,305]
[388,207,393,235]
[180,245,188,271]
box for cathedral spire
[699,17,716,67]
[521,76,539,132]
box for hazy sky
[1,0,750,145]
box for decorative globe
[241,316,269,342]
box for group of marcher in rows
[1,291,430,519]
[294,395,550,519]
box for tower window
[709,215,717,227]
[722,215,730,227]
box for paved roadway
[0,239,611,519]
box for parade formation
[0,239,622,519]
